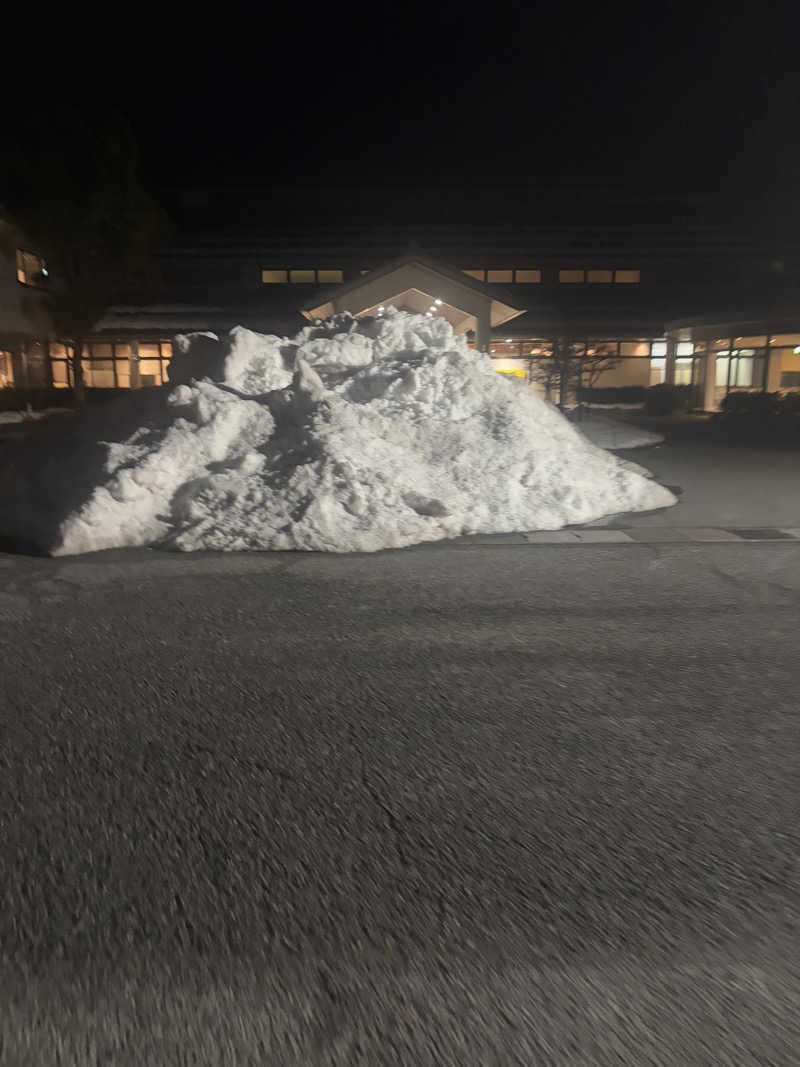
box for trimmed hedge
[643,384,700,415]
[0,388,69,413]
[719,391,782,417]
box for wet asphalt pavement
[2,541,799,1064]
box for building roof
[299,247,526,330]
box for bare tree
[2,90,169,407]
[530,338,622,414]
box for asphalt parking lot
[2,536,800,1065]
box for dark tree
[530,338,622,413]
[1,90,169,405]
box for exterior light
[429,305,437,311]
[794,346,800,354]
[505,338,512,342]
[378,305,385,312]
[41,268,49,276]
[425,311,433,317]
[435,298,442,305]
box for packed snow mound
[53,310,676,555]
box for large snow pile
[51,310,675,555]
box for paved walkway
[457,526,800,545]
[605,414,800,530]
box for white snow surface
[570,414,664,450]
[0,407,73,425]
[54,311,676,555]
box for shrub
[0,387,69,413]
[720,391,781,417]
[779,392,800,416]
[643,384,699,415]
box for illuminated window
[487,269,513,283]
[462,269,485,281]
[770,333,800,347]
[620,341,650,356]
[289,269,316,284]
[587,270,613,283]
[674,358,693,385]
[16,248,48,286]
[49,343,73,388]
[676,342,694,356]
[81,355,115,389]
[138,343,163,387]
[651,341,667,357]
[559,270,585,283]
[715,356,730,386]
[515,269,541,283]
[51,360,71,388]
[261,269,288,283]
[0,350,13,388]
[317,269,343,284]
[614,270,640,284]
[733,356,753,387]
[113,345,132,388]
[650,357,666,385]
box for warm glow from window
[587,270,613,283]
[317,269,343,284]
[0,350,14,388]
[674,358,693,385]
[51,361,70,388]
[559,270,585,283]
[515,270,541,283]
[462,269,485,281]
[16,248,48,286]
[651,341,667,357]
[289,269,316,284]
[487,269,513,283]
[649,357,666,385]
[262,269,288,283]
[620,341,650,356]
[676,342,694,356]
[614,270,640,283]
[81,359,115,389]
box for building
[3,186,800,409]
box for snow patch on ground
[44,310,676,555]
[0,407,73,425]
[572,414,664,450]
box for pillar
[129,341,141,389]
[476,305,492,353]
[765,343,783,394]
[665,339,676,385]
[702,349,717,411]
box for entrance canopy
[299,250,525,350]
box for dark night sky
[10,7,800,232]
